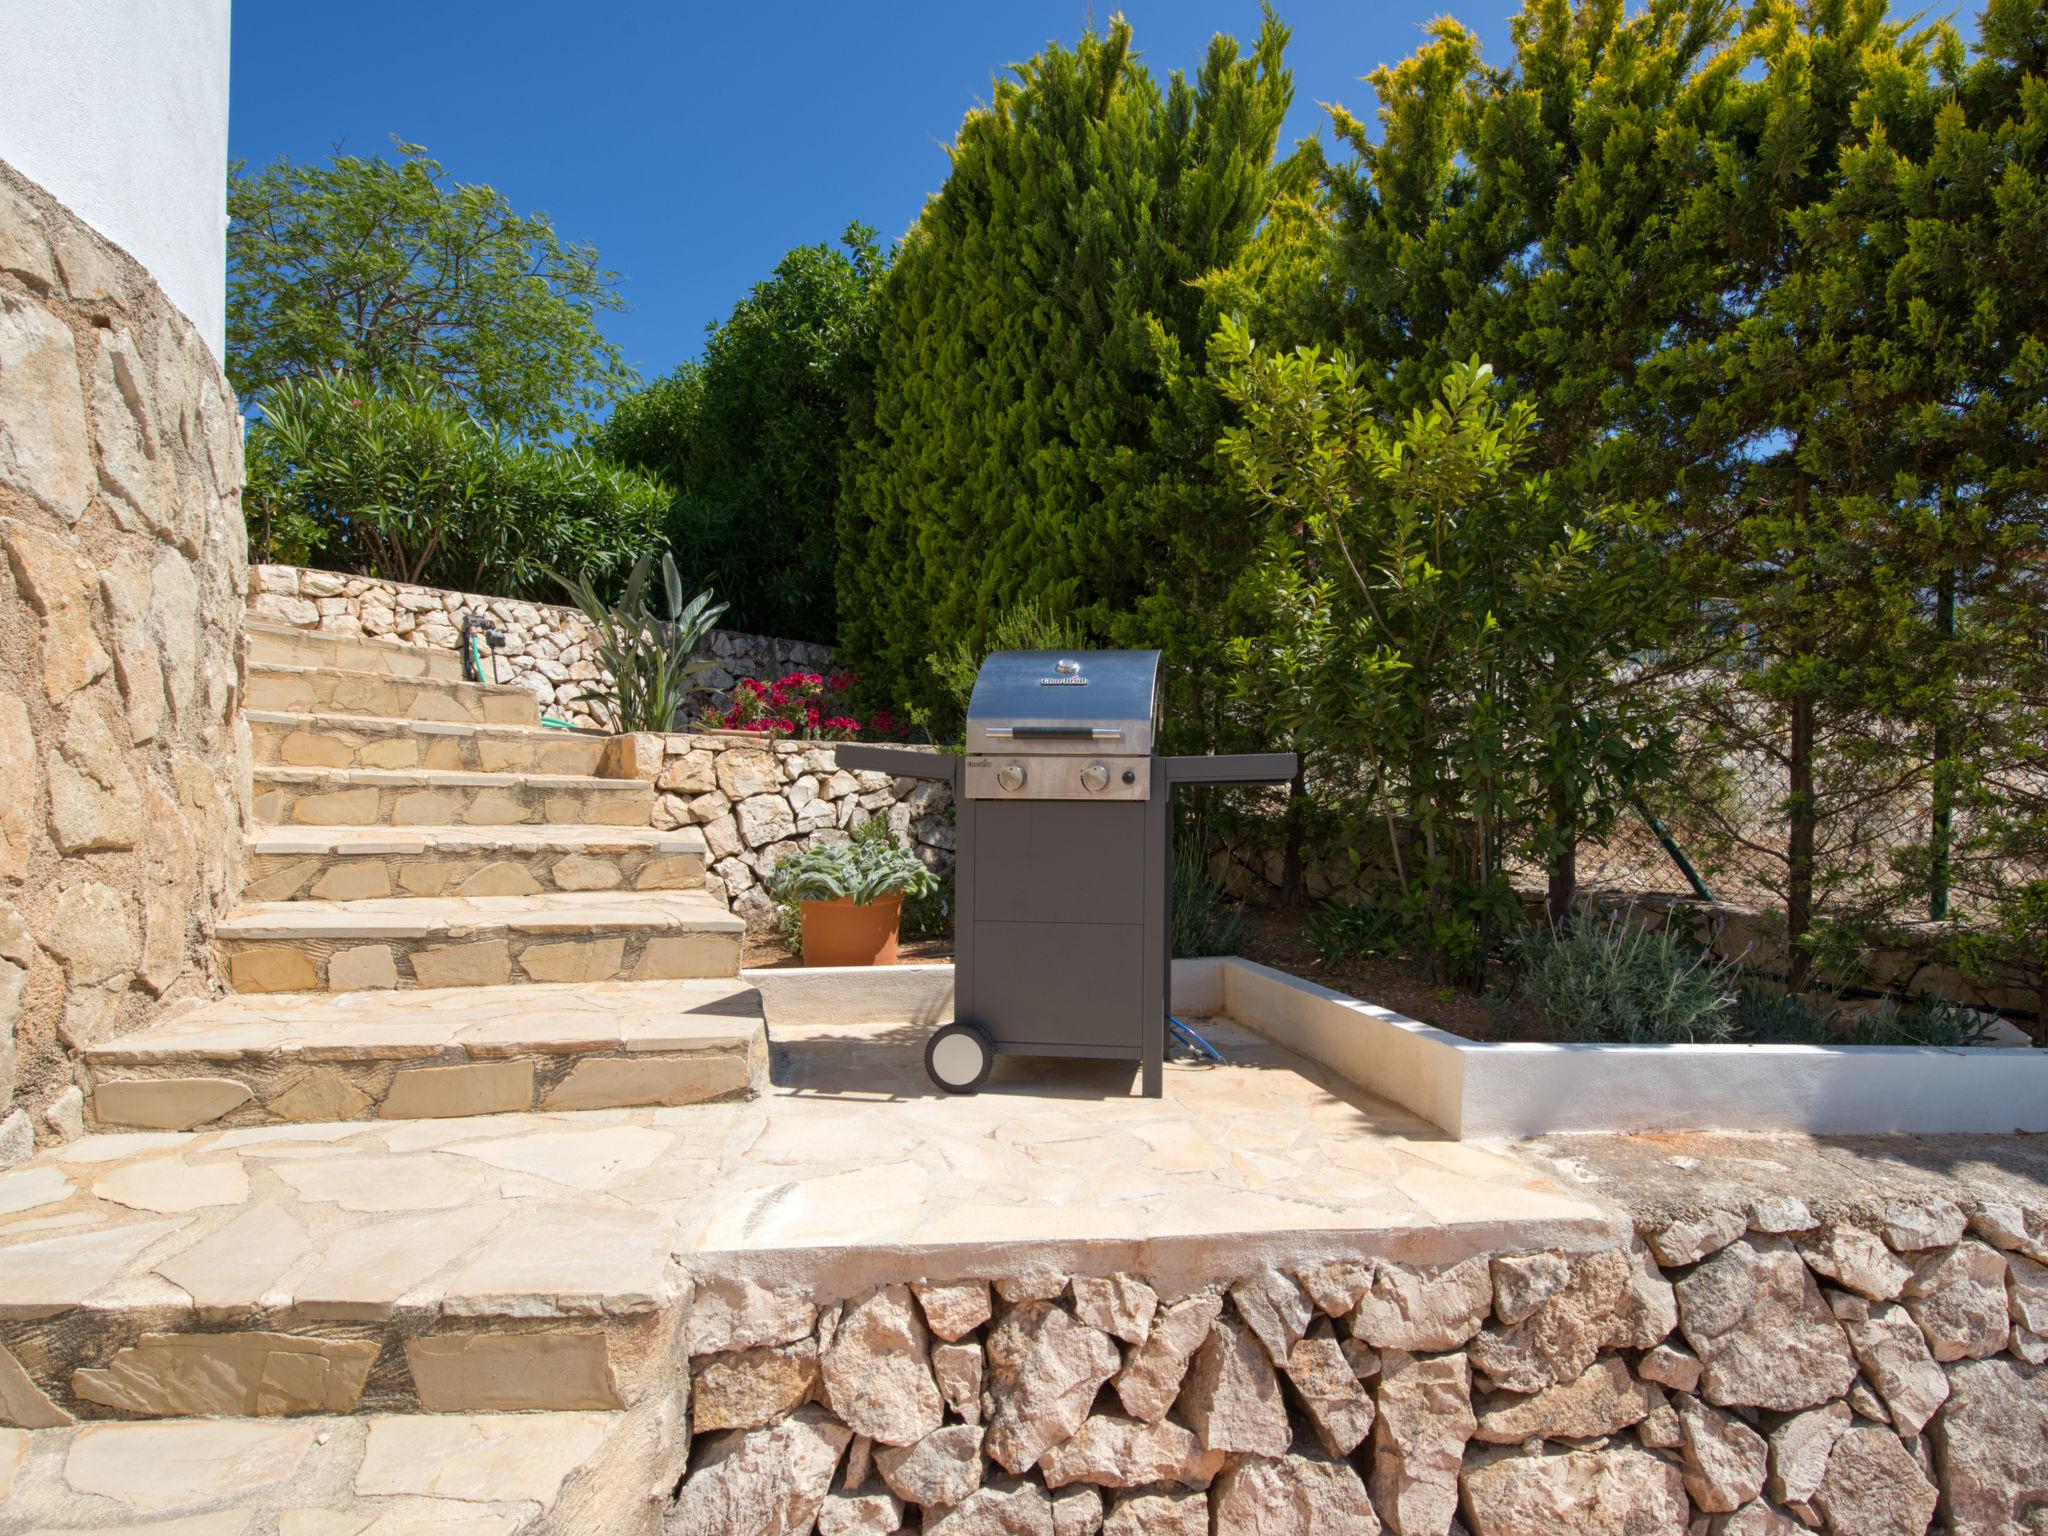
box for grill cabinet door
[965,799,1146,1053]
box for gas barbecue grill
[838,649,1295,1096]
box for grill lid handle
[983,726,1124,740]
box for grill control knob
[996,763,1027,793]
[1079,761,1110,793]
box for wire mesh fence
[1564,691,2043,934]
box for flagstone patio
[0,1016,1621,1414]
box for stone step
[247,708,612,775]
[82,977,766,1129]
[0,1109,704,1431]
[245,824,708,902]
[244,615,467,680]
[217,890,744,993]
[252,765,655,830]
[247,661,541,728]
[1,1410,662,1528]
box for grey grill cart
[838,649,1295,1097]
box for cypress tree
[837,13,1293,731]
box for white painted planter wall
[747,955,2048,1139]
[1215,957,2048,1139]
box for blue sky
[228,2,1530,393]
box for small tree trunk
[1786,690,1817,992]
[1929,567,1955,921]
[1280,760,1307,908]
[1546,770,1576,927]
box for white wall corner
[0,0,234,359]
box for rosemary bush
[1847,998,1995,1048]
[1171,844,1244,959]
[1517,915,1737,1044]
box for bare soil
[1232,908,1554,1043]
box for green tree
[595,226,884,643]
[1831,0,2048,998]
[837,12,1294,729]
[1312,0,1737,915]
[1217,339,1677,979]
[229,139,631,437]
[244,372,666,598]
[1625,1,2048,985]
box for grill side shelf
[835,744,964,787]
[1160,752,1298,785]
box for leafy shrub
[1846,998,1996,1048]
[556,552,725,733]
[1735,984,1839,1044]
[246,372,667,597]
[1172,844,1244,959]
[1306,902,1410,966]
[764,818,939,907]
[1517,916,1737,1044]
[922,598,1093,743]
[594,226,884,643]
[901,869,955,941]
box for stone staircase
[77,619,763,1130]
[0,622,749,1535]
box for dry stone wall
[248,564,833,729]
[0,159,249,1163]
[675,1199,2048,1536]
[607,731,955,930]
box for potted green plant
[764,819,939,967]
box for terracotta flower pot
[800,893,902,967]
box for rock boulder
[1114,1290,1221,1422]
[1927,1355,2048,1536]
[874,1424,985,1508]
[822,1284,945,1446]
[983,1301,1122,1474]
[668,1405,850,1536]
[1675,1238,1857,1411]
[1349,1256,1492,1352]
[1810,1427,1938,1536]
[1369,1348,1474,1536]
[1900,1241,2010,1363]
[1678,1396,1768,1513]
[1037,1413,1224,1491]
[1177,1316,1291,1458]
[1210,1451,1378,1535]
[1459,1446,1689,1536]
[1472,1357,1656,1445]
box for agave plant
[764,819,939,907]
[556,552,726,732]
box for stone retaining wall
[605,731,955,930]
[247,563,833,729]
[0,158,249,1163]
[675,1198,2048,1536]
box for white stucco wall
[0,0,232,359]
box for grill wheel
[925,1022,995,1094]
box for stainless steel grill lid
[964,650,1160,758]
